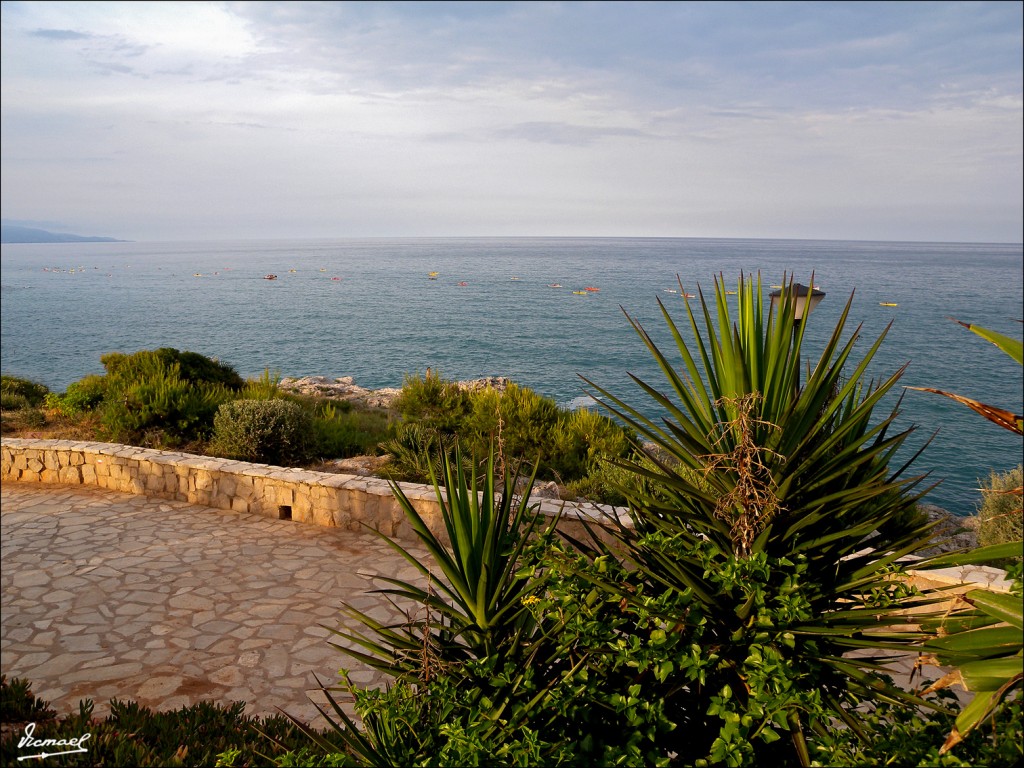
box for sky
[1,1,1021,243]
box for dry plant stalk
[700,393,784,557]
[416,572,445,684]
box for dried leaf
[905,387,1023,435]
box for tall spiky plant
[577,273,967,765]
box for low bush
[209,398,315,466]
[393,373,630,484]
[44,374,109,417]
[101,348,244,391]
[977,464,1023,557]
[547,406,632,482]
[379,422,455,482]
[312,403,395,459]
[101,373,235,448]
[0,375,49,407]
[242,369,285,400]
[0,676,342,767]
[393,369,471,434]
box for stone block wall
[0,438,629,545]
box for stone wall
[0,438,629,545]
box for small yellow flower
[521,595,540,606]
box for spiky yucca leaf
[327,443,549,681]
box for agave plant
[576,273,967,765]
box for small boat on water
[510,276,521,281]
[548,283,563,288]
[331,277,341,281]
[572,290,588,295]
[879,302,898,307]
[457,281,469,286]
[264,274,278,280]
[428,271,439,279]
[683,293,696,299]
[584,286,600,292]
[288,269,297,273]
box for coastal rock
[456,376,513,393]
[277,376,402,409]
[916,504,979,556]
[278,375,512,409]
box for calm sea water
[2,237,1021,515]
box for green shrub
[312,404,395,459]
[102,347,244,390]
[0,676,343,767]
[977,464,1023,555]
[1,392,31,411]
[0,375,49,407]
[395,374,618,483]
[393,370,471,434]
[242,368,284,400]
[466,383,561,471]
[546,406,632,482]
[101,371,234,448]
[209,398,314,466]
[44,374,109,417]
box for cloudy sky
[1,1,1021,242]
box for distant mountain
[1,225,126,243]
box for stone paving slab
[1,481,993,733]
[1,483,431,728]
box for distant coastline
[0,224,126,244]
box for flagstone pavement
[1,482,430,728]
[2,482,990,731]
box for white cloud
[1,1,1020,242]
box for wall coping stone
[1,437,627,535]
[0,437,1003,593]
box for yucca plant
[286,444,562,765]
[575,273,969,765]
[348,444,548,668]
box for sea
[2,237,1021,516]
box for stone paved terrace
[1,477,1010,732]
[1,483,429,727]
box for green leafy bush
[393,370,472,434]
[242,368,284,400]
[101,371,235,448]
[101,348,244,391]
[0,375,49,407]
[312,403,395,459]
[1,392,31,411]
[0,676,341,767]
[464,382,561,470]
[546,406,632,482]
[393,373,628,484]
[209,398,315,466]
[44,374,109,417]
[379,422,456,482]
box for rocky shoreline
[277,374,514,410]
